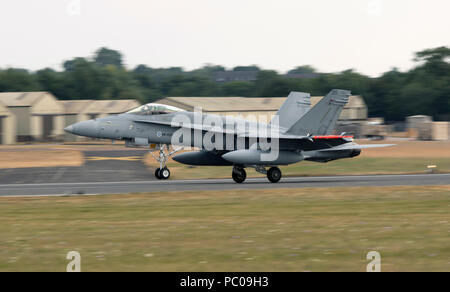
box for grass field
[1,186,449,272]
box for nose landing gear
[155,167,171,180]
[150,144,182,180]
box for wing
[134,119,236,134]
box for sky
[0,0,449,77]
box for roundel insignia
[156,131,162,137]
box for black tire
[232,167,246,183]
[155,168,162,179]
[160,167,171,180]
[267,167,282,183]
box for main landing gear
[267,167,282,183]
[150,144,182,180]
[232,166,247,183]
[231,166,282,183]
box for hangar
[0,92,64,142]
[82,99,141,119]
[157,95,367,123]
[0,100,16,145]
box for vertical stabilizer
[271,92,311,130]
[285,89,350,136]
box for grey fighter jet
[65,89,393,183]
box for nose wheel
[155,167,171,180]
[150,144,182,180]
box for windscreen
[126,103,185,115]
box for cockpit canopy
[126,103,185,116]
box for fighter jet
[65,89,393,183]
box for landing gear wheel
[155,168,162,179]
[267,167,282,183]
[232,167,246,183]
[149,144,182,180]
[159,167,171,180]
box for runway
[0,173,448,197]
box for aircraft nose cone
[64,125,74,134]
[64,120,98,137]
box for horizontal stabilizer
[318,143,395,151]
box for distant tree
[36,68,65,97]
[0,68,41,92]
[221,81,255,96]
[132,69,161,102]
[191,64,226,77]
[160,75,217,97]
[414,46,450,63]
[133,64,154,75]
[232,65,260,72]
[63,57,86,72]
[132,70,156,89]
[287,65,316,74]
[133,65,185,83]
[334,69,370,95]
[259,78,293,97]
[63,58,102,99]
[399,82,436,116]
[94,47,123,68]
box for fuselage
[65,112,353,152]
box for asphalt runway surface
[0,150,151,184]
[0,173,449,197]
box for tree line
[0,46,448,121]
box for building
[406,115,433,130]
[336,95,367,121]
[82,99,141,119]
[0,92,64,142]
[0,100,16,144]
[60,99,141,141]
[431,122,449,141]
[417,121,450,141]
[157,95,367,124]
[284,72,319,79]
